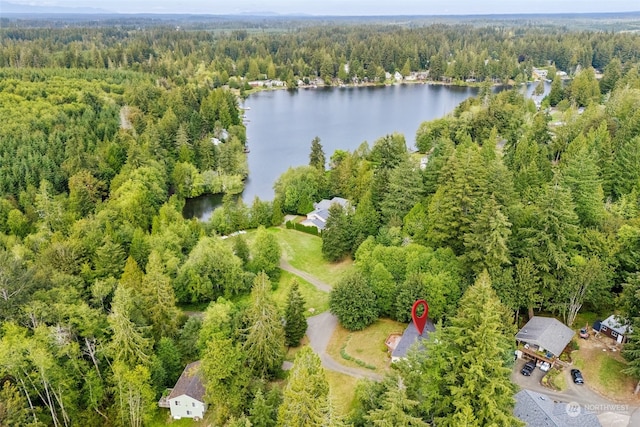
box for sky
[6,0,640,15]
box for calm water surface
[242,84,479,202]
[184,82,549,220]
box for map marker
[411,299,429,335]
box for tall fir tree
[321,203,353,262]
[309,136,326,171]
[243,273,286,379]
[284,281,307,347]
[400,271,521,427]
[277,347,331,427]
[622,274,640,394]
[364,376,429,426]
[249,388,277,427]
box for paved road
[280,259,381,380]
[512,359,640,426]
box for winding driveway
[280,259,382,381]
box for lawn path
[280,258,382,381]
[279,259,332,293]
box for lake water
[184,81,549,221]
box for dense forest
[2,15,640,426]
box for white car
[539,361,551,372]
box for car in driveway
[539,361,551,372]
[571,369,584,384]
[521,361,536,376]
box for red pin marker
[411,299,429,335]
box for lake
[184,81,549,221]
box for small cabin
[594,315,631,344]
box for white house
[300,197,349,231]
[160,361,207,420]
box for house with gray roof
[516,316,575,364]
[300,197,349,231]
[387,320,436,363]
[514,389,602,427]
[159,361,207,420]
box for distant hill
[1,2,111,14]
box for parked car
[539,361,551,372]
[571,369,584,384]
[579,328,589,339]
[521,361,536,376]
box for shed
[595,315,631,344]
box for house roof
[515,316,575,357]
[514,389,602,427]
[313,197,348,212]
[168,361,205,402]
[601,315,631,335]
[391,319,436,359]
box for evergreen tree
[364,377,429,427]
[463,195,512,275]
[547,75,564,107]
[622,273,640,394]
[351,190,381,247]
[613,136,640,199]
[250,388,277,427]
[140,251,181,340]
[309,136,326,171]
[322,203,353,262]
[380,159,424,225]
[202,335,250,423]
[0,380,32,427]
[107,285,152,367]
[401,272,521,426]
[518,179,579,307]
[243,273,286,379]
[370,263,397,318]
[560,135,605,226]
[284,281,307,347]
[277,347,330,427]
[426,140,489,253]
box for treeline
[2,24,640,87]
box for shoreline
[238,77,533,99]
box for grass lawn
[269,228,354,287]
[326,370,360,417]
[148,411,204,427]
[224,227,354,287]
[271,270,329,317]
[326,318,405,373]
[573,349,637,399]
[542,367,567,391]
